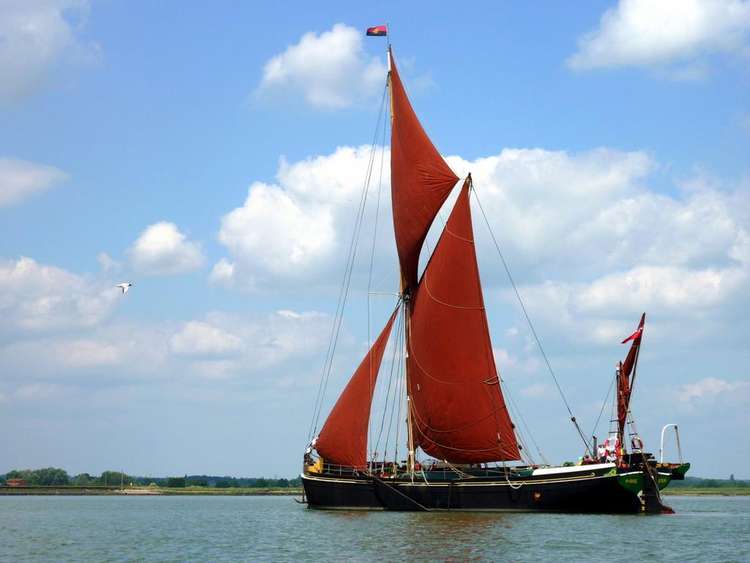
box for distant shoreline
[662,488,750,496]
[2,486,749,497]
[0,486,303,496]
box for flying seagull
[116,282,133,294]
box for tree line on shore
[668,475,748,488]
[0,468,302,488]
[5,468,746,489]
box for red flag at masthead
[366,25,388,36]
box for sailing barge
[302,41,689,514]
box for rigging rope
[393,307,406,466]
[471,183,593,457]
[627,414,668,509]
[419,187,545,464]
[308,81,389,440]
[372,305,403,461]
[503,461,524,489]
[366,81,390,452]
[590,371,616,445]
[500,376,547,465]
[384,310,406,464]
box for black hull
[302,465,643,513]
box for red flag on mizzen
[621,314,645,344]
[366,25,388,36]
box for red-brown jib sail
[315,308,399,469]
[390,49,459,289]
[407,180,520,463]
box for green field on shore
[662,487,750,496]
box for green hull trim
[617,471,673,493]
[657,472,671,490]
[617,472,643,494]
[673,463,691,478]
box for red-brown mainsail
[315,308,398,469]
[407,180,520,463]
[389,49,459,288]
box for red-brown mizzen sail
[390,49,459,288]
[315,307,399,469]
[407,180,520,463]
[617,313,645,446]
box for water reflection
[299,507,514,559]
[399,512,511,560]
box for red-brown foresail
[315,308,398,469]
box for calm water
[1,495,748,562]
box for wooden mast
[405,298,416,477]
[388,44,416,477]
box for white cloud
[170,321,243,358]
[209,258,235,286]
[479,161,749,345]
[212,143,750,360]
[731,229,750,265]
[677,377,750,402]
[0,306,334,385]
[576,265,746,312]
[96,251,120,273]
[505,261,748,347]
[0,157,68,207]
[447,151,749,298]
[165,309,334,381]
[129,221,204,276]
[493,347,517,370]
[218,183,334,279]
[0,324,171,379]
[256,23,386,109]
[182,310,332,376]
[0,256,119,333]
[568,0,750,71]
[214,144,750,307]
[493,346,542,379]
[0,0,98,104]
[215,145,385,289]
[54,338,121,368]
[187,359,240,381]
[446,148,656,272]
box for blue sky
[1,0,748,479]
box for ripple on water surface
[0,495,748,561]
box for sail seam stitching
[421,272,484,310]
